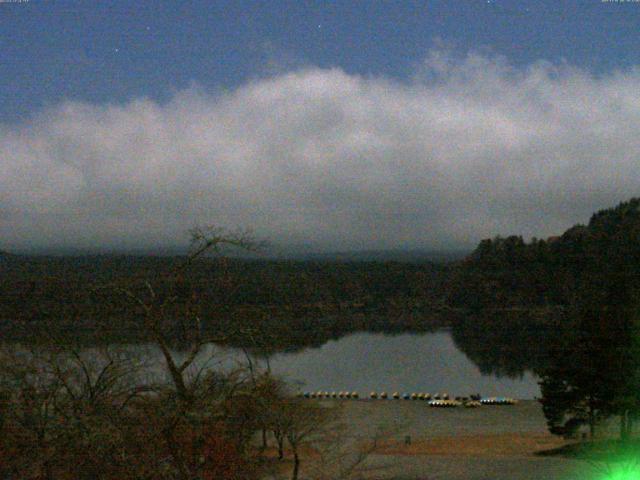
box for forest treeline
[2,198,640,364]
[449,197,640,313]
[0,251,452,351]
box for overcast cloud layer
[2,50,640,253]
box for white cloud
[2,50,640,252]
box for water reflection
[267,331,540,399]
[450,311,562,379]
[3,314,548,400]
[113,331,541,399]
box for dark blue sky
[2,0,640,253]
[2,0,639,122]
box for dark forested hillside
[446,198,640,379]
[0,254,450,349]
[448,198,640,312]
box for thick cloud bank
[2,51,640,253]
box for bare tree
[2,226,343,480]
[306,425,391,480]
[105,226,266,479]
[280,400,333,480]
[0,343,148,480]
[112,226,261,403]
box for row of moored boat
[297,391,517,406]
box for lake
[139,330,541,399]
[265,331,540,399]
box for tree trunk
[262,428,268,449]
[291,449,300,480]
[156,331,190,403]
[588,405,596,438]
[277,436,284,460]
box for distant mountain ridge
[0,246,469,264]
[0,250,20,259]
[280,249,469,263]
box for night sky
[2,0,640,253]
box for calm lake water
[265,331,540,399]
[140,330,540,399]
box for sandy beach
[377,431,568,457]
[310,399,596,479]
